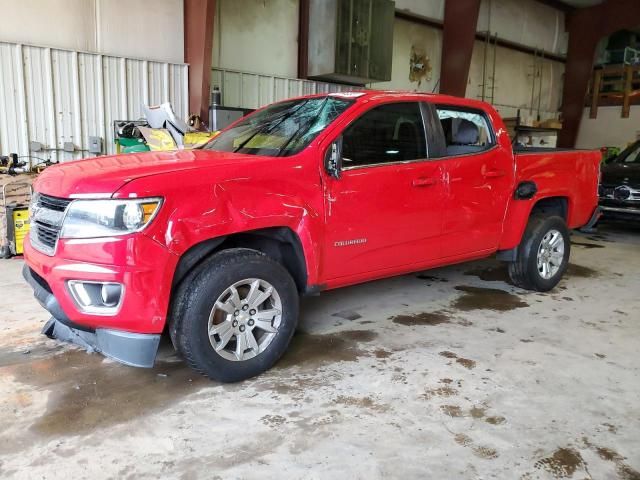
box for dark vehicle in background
[599,140,640,221]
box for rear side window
[436,107,494,157]
[342,102,427,168]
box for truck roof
[290,90,494,113]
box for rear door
[321,101,445,281]
[431,106,514,258]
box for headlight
[60,198,162,239]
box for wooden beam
[439,0,481,97]
[184,0,216,121]
[298,0,310,79]
[559,0,640,147]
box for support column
[558,11,602,147]
[184,0,216,121]
[298,0,310,79]
[439,0,481,97]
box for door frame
[318,99,448,284]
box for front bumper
[23,264,161,367]
[23,233,177,333]
[600,205,640,215]
[41,317,160,368]
[22,232,179,367]
[598,200,640,222]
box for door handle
[412,177,437,187]
[483,169,505,178]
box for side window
[342,102,427,168]
[436,107,494,157]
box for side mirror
[325,137,343,179]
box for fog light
[101,283,121,307]
[68,281,124,315]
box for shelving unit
[503,110,561,148]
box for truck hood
[601,162,640,188]
[34,150,266,198]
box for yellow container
[11,208,30,255]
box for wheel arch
[170,227,309,294]
[529,196,569,221]
[498,195,570,257]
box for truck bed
[513,148,601,229]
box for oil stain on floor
[0,343,66,368]
[5,329,380,441]
[565,263,599,278]
[3,348,209,438]
[452,285,528,312]
[390,311,450,326]
[464,263,513,285]
[464,261,599,285]
[276,330,377,370]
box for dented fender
[114,153,325,286]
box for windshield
[203,96,354,156]
[610,141,640,164]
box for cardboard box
[539,119,562,130]
[1,174,34,250]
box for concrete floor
[0,225,639,480]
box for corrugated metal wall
[212,68,357,110]
[0,41,188,166]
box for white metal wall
[212,68,357,110]
[0,41,188,165]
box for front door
[321,102,445,281]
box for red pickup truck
[23,91,600,382]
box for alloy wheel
[536,229,565,279]
[207,278,282,361]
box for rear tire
[508,216,570,292]
[172,248,299,382]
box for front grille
[39,194,72,212]
[599,184,640,201]
[35,222,60,249]
[30,193,72,255]
[599,185,615,198]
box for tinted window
[436,107,494,157]
[342,102,427,168]
[204,96,353,156]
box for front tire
[172,249,299,382]
[508,216,571,292]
